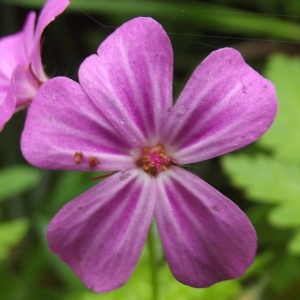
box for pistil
[137,144,172,176]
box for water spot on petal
[178,105,186,115]
[119,171,131,181]
[120,119,126,125]
[76,255,83,261]
[242,83,247,94]
[211,205,219,212]
[52,93,57,100]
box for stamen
[137,144,172,176]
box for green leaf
[242,251,275,279]
[0,165,41,202]
[268,255,300,293]
[261,54,300,161]
[0,218,29,260]
[222,154,300,204]
[288,228,300,255]
[269,203,300,228]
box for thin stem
[147,222,159,300]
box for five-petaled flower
[21,17,277,293]
[0,0,69,130]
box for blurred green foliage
[1,0,300,299]
[222,53,300,299]
[0,165,40,202]
[0,218,29,260]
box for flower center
[137,144,172,176]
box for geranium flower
[21,17,277,293]
[0,0,69,130]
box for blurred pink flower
[21,17,277,293]
[0,0,69,130]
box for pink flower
[21,17,277,293]
[0,0,69,130]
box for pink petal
[154,167,257,287]
[0,12,35,130]
[31,0,69,82]
[162,48,277,164]
[47,169,155,292]
[21,77,134,171]
[13,65,40,108]
[0,64,38,129]
[79,17,173,147]
[0,12,35,102]
[0,80,17,130]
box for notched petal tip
[164,47,278,163]
[79,15,173,145]
[47,171,155,292]
[154,167,257,288]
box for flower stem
[147,222,159,300]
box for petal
[0,80,17,130]
[79,17,173,147]
[13,65,40,107]
[47,168,155,292]
[0,64,38,130]
[21,77,133,171]
[0,13,35,129]
[0,12,35,100]
[163,48,277,164]
[31,0,69,81]
[154,167,257,287]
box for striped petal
[47,168,155,292]
[0,12,35,84]
[162,48,277,164]
[21,77,133,171]
[0,12,35,122]
[0,65,38,129]
[13,65,40,108]
[79,17,173,147]
[154,167,257,287]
